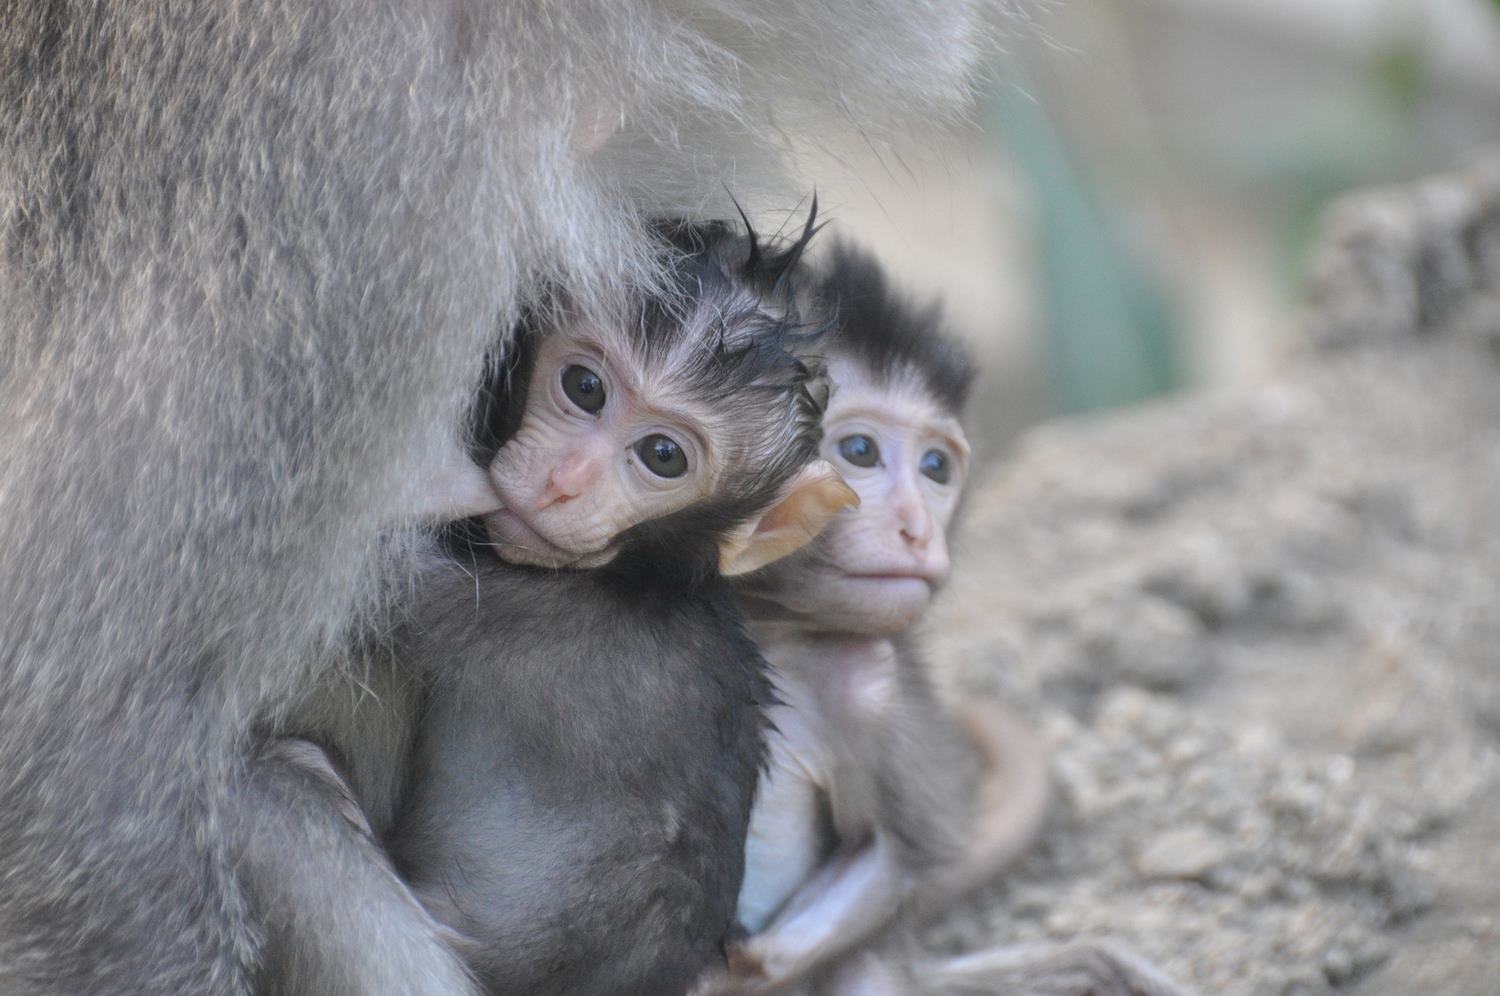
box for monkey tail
[914,697,1053,914]
[890,707,1196,996]
[909,938,1195,996]
[964,697,1053,882]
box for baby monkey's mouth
[482,504,613,570]
[845,570,939,589]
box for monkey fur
[0,3,1013,992]
[296,220,846,995]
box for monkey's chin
[838,576,932,633]
[482,508,613,570]
[758,574,932,635]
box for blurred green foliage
[992,71,1181,415]
[992,1,1500,413]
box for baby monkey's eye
[837,434,879,468]
[637,434,688,479]
[919,448,951,484]
[561,365,606,415]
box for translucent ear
[719,460,859,577]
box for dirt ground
[910,156,1500,994]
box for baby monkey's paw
[725,938,768,979]
[688,932,779,996]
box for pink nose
[895,495,932,549]
[537,451,602,508]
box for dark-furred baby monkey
[381,219,857,995]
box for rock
[1134,827,1233,882]
[902,154,1500,994]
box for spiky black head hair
[606,209,833,583]
[467,203,829,467]
[654,192,825,302]
[636,200,826,417]
[815,240,975,415]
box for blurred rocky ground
[919,154,1500,993]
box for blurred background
[801,0,1500,459]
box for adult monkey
[0,2,1011,993]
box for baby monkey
[696,244,1052,995]
[698,246,1188,996]
[382,217,858,995]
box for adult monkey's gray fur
[0,2,1018,993]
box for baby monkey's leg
[700,697,1056,995]
[731,835,913,986]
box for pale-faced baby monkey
[695,246,1189,996]
[686,243,1052,995]
[365,217,859,995]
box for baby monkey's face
[761,354,969,634]
[484,325,723,568]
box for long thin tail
[914,697,1053,914]
[913,939,1195,996]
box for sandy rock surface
[917,155,1500,994]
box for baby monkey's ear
[720,460,858,577]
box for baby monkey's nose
[538,450,603,508]
[894,492,933,549]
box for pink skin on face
[758,356,969,636]
[537,443,610,509]
[481,327,720,569]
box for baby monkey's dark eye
[637,434,688,479]
[837,434,879,468]
[561,365,606,415]
[920,448,951,484]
